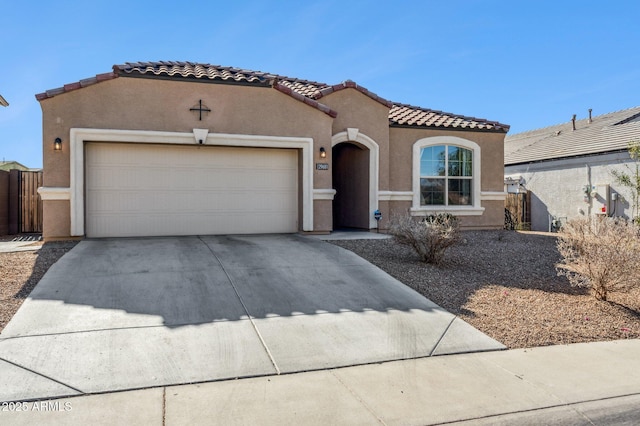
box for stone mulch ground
[0,240,78,332]
[1,232,638,349]
[332,230,640,349]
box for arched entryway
[332,142,370,229]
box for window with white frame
[412,136,483,215]
[420,145,473,206]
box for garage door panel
[86,143,298,237]
[88,212,299,237]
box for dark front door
[332,142,370,229]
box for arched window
[412,136,484,215]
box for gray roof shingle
[504,107,640,165]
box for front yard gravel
[332,230,640,349]
[2,233,638,349]
[0,241,78,332]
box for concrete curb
[1,339,638,425]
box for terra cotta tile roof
[389,103,508,131]
[35,61,509,132]
[114,61,273,85]
[35,72,117,101]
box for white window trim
[411,136,485,216]
[378,191,413,201]
[65,128,314,236]
[331,129,380,228]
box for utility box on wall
[592,184,610,215]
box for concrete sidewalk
[0,339,638,425]
[0,240,42,253]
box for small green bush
[389,213,460,265]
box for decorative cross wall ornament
[189,99,211,121]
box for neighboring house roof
[0,94,8,107]
[505,106,640,166]
[35,61,509,133]
[0,161,29,171]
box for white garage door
[85,143,298,238]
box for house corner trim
[480,191,507,201]
[313,189,337,200]
[37,187,71,200]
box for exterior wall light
[54,138,62,151]
[319,147,326,158]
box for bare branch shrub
[389,213,460,264]
[610,140,640,222]
[556,216,640,301]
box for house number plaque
[316,163,329,170]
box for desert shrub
[389,213,460,264]
[610,140,640,222]
[555,216,640,301]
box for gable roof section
[505,106,640,165]
[0,94,8,106]
[35,61,508,132]
[313,80,394,108]
[35,72,117,101]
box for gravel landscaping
[1,232,638,349]
[332,230,640,349]
[0,241,78,332]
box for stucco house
[505,106,640,231]
[36,61,509,240]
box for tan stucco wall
[39,75,506,238]
[388,127,506,228]
[42,200,70,239]
[41,77,333,188]
[385,199,503,230]
[389,127,505,192]
[458,201,504,229]
[379,200,413,231]
[320,89,391,191]
[39,77,335,238]
[313,200,333,233]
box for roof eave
[390,122,509,133]
[35,72,118,101]
[505,148,629,166]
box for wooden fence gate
[1,169,43,235]
[505,192,531,230]
[19,170,43,233]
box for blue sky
[2,1,639,168]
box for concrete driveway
[0,234,504,402]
